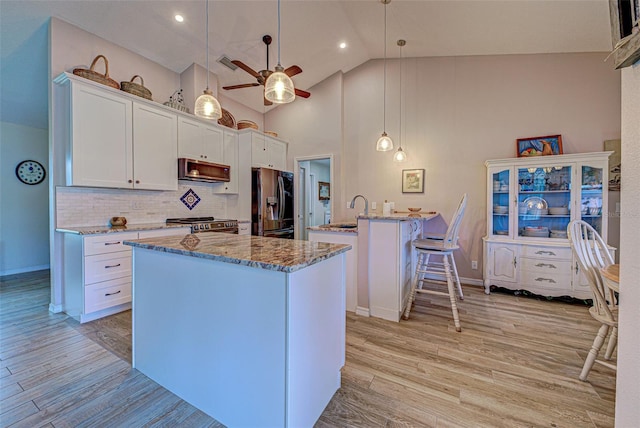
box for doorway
[295,155,333,240]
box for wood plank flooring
[1,270,616,427]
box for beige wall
[308,52,621,281]
[615,64,640,427]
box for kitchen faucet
[350,195,369,215]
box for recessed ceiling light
[175,14,184,23]
[339,42,347,49]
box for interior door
[298,166,307,239]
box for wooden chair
[402,194,467,332]
[567,220,617,381]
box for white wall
[341,52,620,280]
[0,122,49,275]
[615,63,640,427]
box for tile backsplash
[56,183,228,227]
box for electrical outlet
[132,200,144,210]
[471,261,478,270]
[371,201,377,210]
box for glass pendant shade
[195,88,222,120]
[265,66,295,104]
[376,132,393,151]
[393,147,407,162]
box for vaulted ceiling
[1,1,613,126]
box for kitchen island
[124,233,350,428]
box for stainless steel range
[166,217,238,234]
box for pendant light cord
[399,42,402,149]
[383,2,387,132]
[205,0,210,90]
[277,0,282,66]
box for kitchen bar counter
[125,234,348,427]
[56,222,186,235]
[126,233,350,273]
[357,211,439,221]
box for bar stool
[402,194,467,332]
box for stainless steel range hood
[178,158,230,182]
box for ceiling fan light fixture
[194,0,222,120]
[265,65,295,104]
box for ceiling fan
[222,35,310,106]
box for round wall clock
[15,160,46,185]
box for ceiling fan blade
[231,60,260,78]
[284,65,303,77]
[294,88,311,98]
[264,97,273,106]
[222,83,261,90]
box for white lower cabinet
[368,219,421,321]
[62,227,190,322]
[237,221,251,235]
[307,230,358,312]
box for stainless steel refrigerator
[252,167,295,239]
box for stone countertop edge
[124,234,352,273]
[55,222,189,235]
[357,212,439,221]
[307,226,358,234]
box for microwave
[178,158,230,182]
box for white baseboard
[460,277,484,287]
[355,306,370,317]
[49,303,63,313]
[0,264,50,277]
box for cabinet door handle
[513,257,517,267]
[535,277,557,283]
[535,263,557,269]
[104,263,121,269]
[104,241,122,246]
[575,262,579,274]
[105,290,121,296]
[535,250,556,256]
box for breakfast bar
[124,233,350,427]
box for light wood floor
[1,270,616,427]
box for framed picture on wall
[318,181,330,200]
[516,135,563,157]
[402,169,424,193]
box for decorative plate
[218,108,236,129]
[15,160,46,185]
[523,196,548,210]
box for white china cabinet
[53,73,178,191]
[483,152,613,299]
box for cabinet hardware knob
[575,262,579,274]
[135,180,140,184]
[104,242,121,246]
[105,290,122,296]
[535,263,557,269]
[513,257,517,267]
[104,263,121,269]
[128,180,133,183]
[535,250,556,256]
[535,277,556,283]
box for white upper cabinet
[133,103,178,190]
[59,74,178,191]
[214,131,239,194]
[247,131,288,170]
[69,82,133,188]
[178,117,224,164]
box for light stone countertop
[124,233,351,273]
[307,223,358,234]
[357,212,439,221]
[55,222,189,235]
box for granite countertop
[357,212,439,221]
[307,223,358,234]
[56,222,189,235]
[124,233,351,273]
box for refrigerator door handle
[278,175,285,220]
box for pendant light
[194,0,222,120]
[393,39,407,162]
[376,0,393,152]
[264,0,296,104]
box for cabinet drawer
[84,232,137,256]
[520,270,573,291]
[84,252,132,284]
[85,277,132,313]
[521,245,571,260]
[520,257,572,274]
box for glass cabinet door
[490,168,510,237]
[517,165,572,239]
[580,164,604,235]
